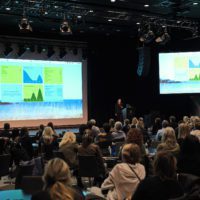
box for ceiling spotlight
[111,0,116,2]
[108,19,112,22]
[193,2,198,5]
[89,10,93,13]
[155,27,170,45]
[144,4,149,7]
[19,9,32,32]
[6,7,11,11]
[60,14,72,35]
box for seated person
[32,158,82,200]
[156,120,169,141]
[59,132,78,169]
[78,131,106,186]
[132,151,184,200]
[177,135,200,177]
[0,122,11,138]
[101,143,145,200]
[157,127,180,157]
[112,121,126,142]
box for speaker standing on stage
[115,98,123,122]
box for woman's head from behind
[126,128,143,148]
[122,143,141,165]
[82,131,93,148]
[59,132,76,148]
[180,135,200,155]
[178,123,190,139]
[43,158,73,200]
[162,127,177,146]
[154,151,177,180]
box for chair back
[0,139,5,154]
[0,154,11,177]
[21,176,43,194]
[15,163,34,189]
[78,155,99,177]
[115,142,125,156]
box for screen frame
[0,58,88,128]
[158,51,200,95]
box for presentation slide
[0,59,87,127]
[159,52,200,94]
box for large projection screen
[159,52,200,94]
[0,58,87,127]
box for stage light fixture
[19,9,32,32]
[60,14,72,35]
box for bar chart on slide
[0,59,83,120]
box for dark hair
[126,128,143,148]
[4,123,10,130]
[103,123,111,133]
[47,122,54,130]
[169,116,176,123]
[40,124,45,131]
[12,128,19,139]
[20,127,29,137]
[122,143,141,164]
[82,133,93,148]
[180,135,200,155]
[109,118,115,128]
[162,120,169,128]
[79,124,88,136]
[154,151,177,180]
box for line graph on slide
[23,66,43,83]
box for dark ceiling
[0,0,200,38]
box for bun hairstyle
[122,143,141,164]
[43,158,73,200]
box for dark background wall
[87,36,200,125]
[1,32,200,126]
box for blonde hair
[42,126,54,144]
[178,123,190,139]
[131,117,138,126]
[59,132,76,148]
[162,127,177,146]
[43,158,73,200]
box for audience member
[76,124,88,144]
[32,158,81,200]
[151,117,162,135]
[109,118,115,132]
[131,117,138,128]
[0,122,11,138]
[177,123,190,147]
[36,124,44,140]
[78,132,106,186]
[87,119,100,138]
[59,132,78,169]
[112,121,126,142]
[177,135,200,177]
[102,144,145,200]
[47,122,58,137]
[157,127,180,157]
[156,120,169,141]
[122,118,131,134]
[169,115,178,130]
[190,120,200,142]
[132,151,184,200]
[20,127,33,159]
